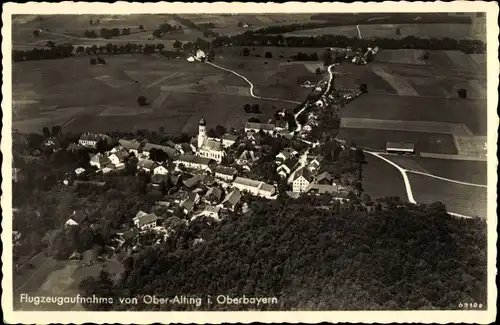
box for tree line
[212,32,485,54]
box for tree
[206,129,217,138]
[315,67,322,75]
[76,46,85,54]
[457,88,467,99]
[90,58,97,65]
[396,27,401,35]
[173,40,183,51]
[90,19,93,25]
[244,104,252,113]
[51,125,61,137]
[42,127,51,138]
[242,48,250,56]
[359,83,368,94]
[248,117,261,123]
[215,125,227,137]
[97,57,106,65]
[46,41,56,48]
[265,51,273,58]
[33,29,40,37]
[137,96,149,106]
[251,104,261,113]
[159,126,165,134]
[153,29,163,38]
[139,24,144,31]
[156,43,165,51]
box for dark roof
[293,168,314,182]
[176,154,213,166]
[183,174,203,188]
[170,174,180,186]
[151,174,170,184]
[119,139,141,150]
[205,187,223,200]
[120,228,140,241]
[222,188,242,206]
[283,158,299,170]
[136,213,159,226]
[386,142,415,150]
[222,133,239,142]
[316,171,332,182]
[215,165,237,176]
[245,122,275,131]
[143,142,178,158]
[137,159,156,169]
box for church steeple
[198,117,206,148]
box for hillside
[81,197,487,311]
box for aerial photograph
[7,10,492,315]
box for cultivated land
[408,173,488,219]
[363,154,408,200]
[12,54,299,134]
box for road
[366,151,480,219]
[356,25,362,39]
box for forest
[80,195,487,311]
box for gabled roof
[80,133,110,142]
[120,228,140,241]
[151,173,170,184]
[310,155,324,164]
[200,138,223,151]
[316,171,333,183]
[205,187,223,200]
[233,177,275,194]
[221,133,239,142]
[293,167,314,182]
[245,122,275,131]
[143,142,178,157]
[176,154,213,166]
[137,159,156,169]
[222,188,242,206]
[90,154,110,164]
[119,139,141,150]
[282,158,299,171]
[183,174,203,188]
[109,150,128,160]
[215,165,237,176]
[136,213,159,226]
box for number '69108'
[458,302,483,308]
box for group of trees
[213,33,485,54]
[152,23,182,38]
[12,44,74,62]
[79,194,487,311]
[243,103,261,114]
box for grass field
[414,158,487,185]
[342,94,487,136]
[338,128,457,154]
[12,54,299,134]
[363,154,408,200]
[408,173,488,219]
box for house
[303,116,319,132]
[153,165,169,175]
[233,177,276,198]
[214,165,237,181]
[292,168,314,193]
[305,183,341,194]
[108,150,128,167]
[221,133,239,148]
[236,150,257,166]
[79,133,111,148]
[277,158,299,178]
[274,120,289,132]
[142,142,178,160]
[69,251,82,260]
[195,205,221,219]
[74,167,86,176]
[101,166,114,174]
[277,129,294,140]
[133,211,159,230]
[89,153,110,169]
[276,147,298,164]
[65,218,79,227]
[180,192,200,214]
[174,154,215,171]
[195,49,206,61]
[315,171,333,185]
[220,188,242,211]
[204,187,223,205]
[245,122,275,135]
[137,159,157,173]
[175,143,193,154]
[308,155,324,172]
[118,139,141,155]
[183,174,204,189]
[386,142,415,155]
[195,118,226,163]
[118,228,140,244]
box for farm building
[386,142,416,155]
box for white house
[74,167,86,176]
[153,165,169,175]
[174,154,215,171]
[65,218,79,227]
[233,177,276,198]
[244,122,275,135]
[79,133,111,148]
[215,165,238,181]
[133,211,159,231]
[277,158,299,178]
[108,150,128,167]
[90,153,110,169]
[195,49,206,61]
[137,159,157,173]
[308,155,324,172]
[221,134,239,148]
[292,168,314,193]
[276,147,298,164]
[195,118,226,163]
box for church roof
[199,117,206,126]
[201,138,223,152]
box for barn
[385,142,415,155]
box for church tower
[197,117,206,148]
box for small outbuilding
[385,142,415,155]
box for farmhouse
[142,142,178,159]
[277,158,300,178]
[133,211,159,231]
[137,159,157,173]
[108,150,128,167]
[274,120,289,132]
[153,165,169,175]
[89,153,110,169]
[195,205,221,219]
[215,165,238,181]
[233,177,276,198]
[196,118,226,163]
[245,122,275,135]
[74,167,86,176]
[386,142,416,155]
[204,187,223,205]
[221,188,242,211]
[79,133,111,148]
[292,168,314,193]
[236,150,257,167]
[174,154,215,171]
[308,155,324,172]
[221,134,239,148]
[119,139,141,155]
[276,147,299,164]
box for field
[283,23,480,40]
[338,128,457,154]
[12,54,301,134]
[408,173,488,219]
[363,154,408,200]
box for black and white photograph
[1,2,498,324]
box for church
[194,118,225,163]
